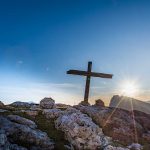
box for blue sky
[1,0,150,105]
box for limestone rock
[43,108,63,119]
[10,101,31,108]
[127,143,143,150]
[0,130,28,150]
[104,145,129,150]
[94,99,105,107]
[40,97,56,109]
[7,115,37,128]
[75,105,150,145]
[55,107,111,150]
[0,116,54,149]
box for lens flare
[120,80,139,97]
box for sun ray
[120,80,139,97]
[130,99,139,143]
[103,96,124,127]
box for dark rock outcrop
[94,99,105,107]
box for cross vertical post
[84,61,92,103]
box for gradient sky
[1,0,150,105]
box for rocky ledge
[0,97,150,150]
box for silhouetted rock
[109,95,150,114]
[94,99,105,107]
[40,97,56,109]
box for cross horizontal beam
[67,70,113,78]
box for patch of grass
[34,111,69,150]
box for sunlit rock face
[40,97,56,109]
[0,115,54,150]
[109,95,150,114]
[75,104,150,146]
[55,107,111,150]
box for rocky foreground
[0,97,150,150]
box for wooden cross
[67,61,113,104]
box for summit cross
[67,61,113,104]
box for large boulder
[40,98,56,109]
[0,116,54,149]
[55,107,111,150]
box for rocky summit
[0,97,150,150]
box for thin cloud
[0,82,82,105]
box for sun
[121,80,139,97]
